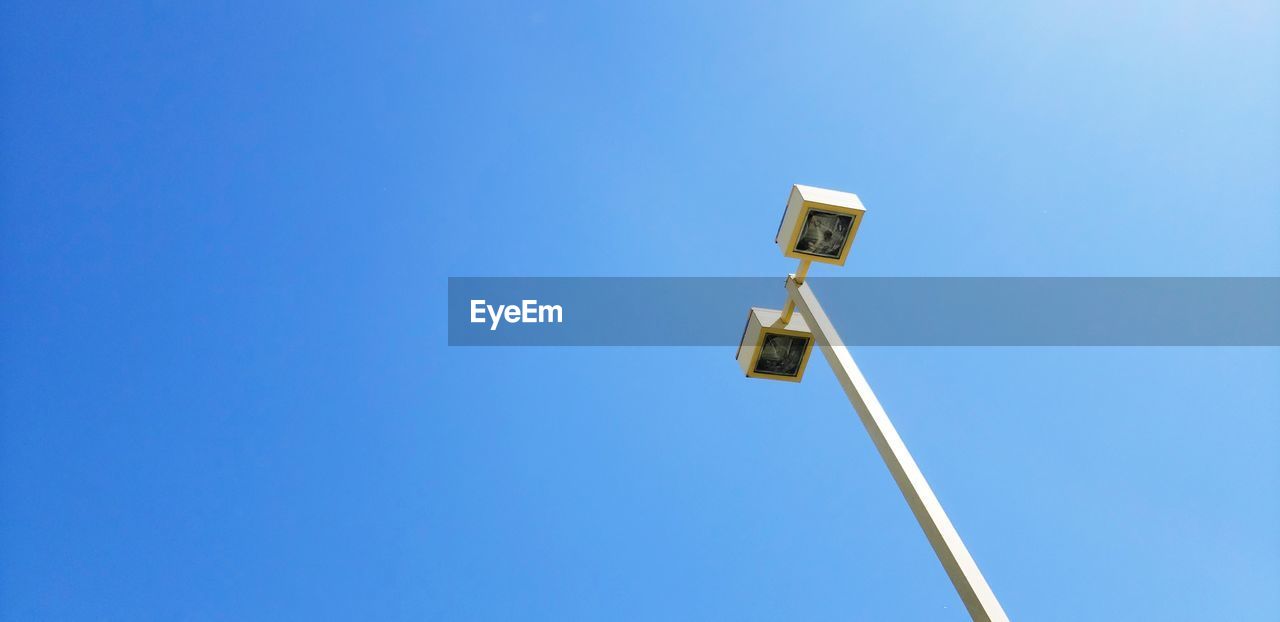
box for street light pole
[737,185,1008,619]
[785,275,1010,622]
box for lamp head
[775,184,866,266]
[736,307,815,382]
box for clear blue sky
[2,2,1278,620]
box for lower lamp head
[736,307,815,383]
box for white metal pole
[786,277,1010,622]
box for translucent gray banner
[447,278,1280,346]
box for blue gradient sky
[2,2,1278,620]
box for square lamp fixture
[775,184,866,266]
[736,307,816,382]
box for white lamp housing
[775,184,867,266]
[736,306,815,382]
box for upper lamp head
[775,184,866,266]
[736,307,815,383]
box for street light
[776,184,866,265]
[739,185,1010,622]
[736,307,815,382]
